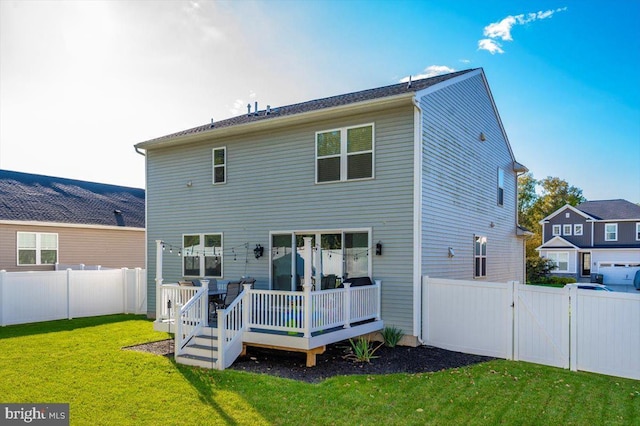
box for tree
[518,174,586,260]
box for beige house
[0,169,145,272]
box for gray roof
[577,199,640,220]
[139,69,477,145]
[0,169,145,228]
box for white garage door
[598,262,640,285]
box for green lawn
[1,315,637,425]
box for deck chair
[321,274,336,290]
[214,280,243,310]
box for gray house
[538,200,640,288]
[135,68,527,367]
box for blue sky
[1,0,639,202]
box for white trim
[315,123,375,183]
[412,102,423,339]
[212,146,227,185]
[604,223,618,241]
[546,251,571,273]
[536,236,580,251]
[0,219,144,232]
[563,224,572,236]
[552,224,561,236]
[181,232,224,278]
[574,224,583,236]
[539,204,597,224]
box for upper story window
[574,224,583,236]
[636,223,640,241]
[316,124,374,183]
[474,235,487,278]
[604,223,618,241]
[563,224,572,236]
[17,232,58,265]
[552,225,561,236]
[212,147,226,184]
[497,168,504,206]
[183,233,223,277]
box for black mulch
[125,339,493,384]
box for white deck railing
[174,282,209,355]
[158,284,200,321]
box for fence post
[568,284,578,372]
[135,268,145,314]
[122,268,129,314]
[509,281,518,361]
[343,283,351,329]
[0,270,5,326]
[66,268,73,319]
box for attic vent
[114,210,122,215]
[210,118,215,128]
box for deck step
[176,353,218,368]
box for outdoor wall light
[254,244,264,259]
[376,241,383,256]
[448,247,455,257]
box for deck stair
[175,327,220,369]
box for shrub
[346,337,383,363]
[526,256,556,283]
[381,326,403,348]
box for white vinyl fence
[422,277,640,380]
[0,268,146,326]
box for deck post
[174,302,183,355]
[303,283,312,338]
[242,284,252,331]
[343,283,351,329]
[155,240,164,321]
[218,309,226,370]
[201,280,209,324]
[374,280,382,320]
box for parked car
[576,284,613,291]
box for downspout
[412,96,426,345]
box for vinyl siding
[0,223,144,272]
[146,106,417,332]
[419,73,524,283]
[543,209,591,247]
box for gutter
[135,146,146,156]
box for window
[316,124,374,183]
[605,223,618,241]
[636,223,640,241]
[547,252,569,272]
[183,233,223,277]
[212,147,226,184]
[17,232,58,265]
[552,225,561,236]
[563,224,572,236]
[497,168,504,206]
[574,224,583,236]
[474,235,487,278]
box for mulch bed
[125,339,493,383]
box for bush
[381,326,403,348]
[526,257,556,283]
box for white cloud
[478,39,504,55]
[479,7,567,54]
[459,59,471,64]
[400,65,456,82]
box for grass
[1,315,638,425]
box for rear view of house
[0,170,145,271]
[538,199,640,289]
[135,68,526,368]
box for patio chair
[321,274,337,290]
[214,280,243,310]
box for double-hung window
[563,224,572,236]
[183,233,223,277]
[574,224,583,236]
[474,235,487,278]
[17,232,58,265]
[212,147,226,184]
[497,168,504,206]
[552,225,561,236]
[605,223,618,241]
[316,124,374,183]
[547,252,569,272]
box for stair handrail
[174,281,209,356]
[217,283,251,370]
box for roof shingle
[0,170,145,228]
[577,199,640,220]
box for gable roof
[136,69,478,149]
[0,170,145,228]
[576,199,640,221]
[537,236,580,251]
[540,204,596,223]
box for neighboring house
[135,67,527,351]
[537,199,640,286]
[0,169,145,272]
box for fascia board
[0,219,144,232]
